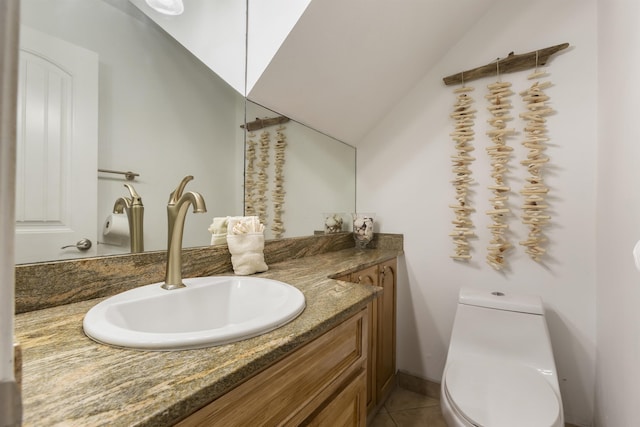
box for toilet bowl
[441,288,564,427]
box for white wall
[595,0,640,425]
[357,0,597,425]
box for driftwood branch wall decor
[271,126,287,238]
[243,117,289,238]
[485,79,516,271]
[244,134,258,216]
[256,130,270,225]
[445,43,566,269]
[442,43,569,86]
[518,68,554,261]
[449,85,477,261]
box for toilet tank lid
[459,287,544,315]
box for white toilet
[441,288,564,427]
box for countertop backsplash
[15,232,403,314]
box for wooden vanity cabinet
[177,309,368,427]
[337,258,397,415]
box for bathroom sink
[83,276,306,350]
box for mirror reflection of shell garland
[449,85,477,261]
[485,80,516,271]
[271,126,286,238]
[244,133,258,217]
[244,122,288,239]
[518,69,553,261]
[256,130,271,225]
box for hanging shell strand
[485,81,516,270]
[244,133,258,216]
[271,126,287,238]
[255,130,270,226]
[519,72,553,261]
[449,85,477,261]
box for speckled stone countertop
[15,246,400,426]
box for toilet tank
[459,287,544,314]
[449,288,556,374]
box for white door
[15,26,98,263]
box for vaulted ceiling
[248,0,499,146]
[129,0,499,146]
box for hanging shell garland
[244,133,258,216]
[519,71,553,261]
[271,126,287,238]
[449,86,477,261]
[485,81,516,270]
[255,130,270,225]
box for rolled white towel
[227,232,268,275]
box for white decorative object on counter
[352,213,375,249]
[323,213,344,234]
[227,216,268,275]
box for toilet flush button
[633,240,640,271]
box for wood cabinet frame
[337,258,397,415]
[177,309,368,426]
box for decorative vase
[323,213,345,234]
[352,213,375,249]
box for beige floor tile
[369,407,398,427]
[384,387,440,412]
[388,405,448,427]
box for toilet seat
[444,359,560,427]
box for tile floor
[369,386,447,427]
[370,384,580,427]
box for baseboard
[396,370,440,400]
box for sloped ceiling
[129,0,246,94]
[248,0,499,146]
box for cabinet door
[352,265,378,413]
[376,259,397,402]
[301,369,366,427]
[177,311,366,426]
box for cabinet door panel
[178,311,365,426]
[301,369,366,427]
[351,265,378,412]
[376,259,397,402]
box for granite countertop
[15,248,398,426]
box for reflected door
[15,27,98,263]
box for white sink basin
[83,276,306,350]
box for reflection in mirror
[16,0,245,264]
[244,101,356,240]
[15,0,357,265]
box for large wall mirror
[15,0,356,264]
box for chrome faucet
[113,184,144,253]
[163,175,207,290]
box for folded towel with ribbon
[208,217,228,245]
[208,216,244,245]
[226,216,268,275]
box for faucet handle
[168,175,194,205]
[124,184,143,206]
